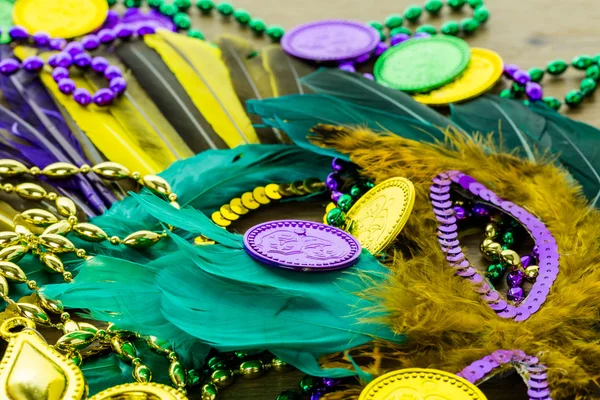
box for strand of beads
[500,54,600,110]
[276,375,342,400]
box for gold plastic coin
[359,368,487,400]
[89,382,189,400]
[413,48,503,105]
[13,0,108,39]
[345,177,415,254]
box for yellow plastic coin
[359,368,487,400]
[413,48,503,106]
[345,177,415,254]
[13,0,108,39]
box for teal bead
[572,55,594,70]
[390,26,412,36]
[159,3,178,16]
[580,77,597,95]
[586,64,600,80]
[249,18,266,34]
[364,181,375,189]
[276,391,301,400]
[499,88,514,99]
[216,2,234,16]
[404,5,422,22]
[546,59,568,75]
[385,14,404,29]
[266,25,285,42]
[173,13,191,29]
[299,375,321,394]
[440,21,460,36]
[196,0,215,13]
[486,263,505,283]
[424,0,444,14]
[468,0,483,8]
[337,194,353,212]
[473,6,489,23]
[326,208,345,227]
[233,8,251,25]
[188,29,205,40]
[448,0,466,10]
[511,82,525,95]
[502,231,514,248]
[147,0,163,8]
[368,21,384,31]
[350,185,362,198]
[416,24,437,35]
[107,0,118,6]
[565,90,584,107]
[174,0,192,10]
[528,67,544,83]
[460,17,480,34]
[124,0,142,8]
[543,96,562,110]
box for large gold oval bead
[0,245,28,263]
[0,159,27,177]
[0,261,27,282]
[37,294,64,314]
[40,253,65,273]
[15,183,47,200]
[142,175,172,195]
[17,303,51,326]
[122,231,161,249]
[38,234,76,253]
[43,220,72,235]
[0,275,8,297]
[56,330,96,350]
[42,162,79,178]
[21,209,59,226]
[0,232,21,247]
[61,319,81,334]
[92,162,131,180]
[73,223,108,242]
[55,196,77,217]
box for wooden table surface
[109,1,600,398]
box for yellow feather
[144,30,258,148]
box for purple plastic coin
[281,20,380,62]
[243,220,361,272]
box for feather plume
[262,45,314,97]
[144,30,259,147]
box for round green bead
[337,194,353,212]
[502,231,514,248]
[511,82,525,95]
[368,20,384,31]
[593,54,600,65]
[159,3,178,16]
[565,90,584,107]
[424,0,444,14]
[546,59,568,75]
[266,25,285,42]
[326,208,345,227]
[233,8,251,24]
[404,5,422,22]
[124,0,142,8]
[385,14,404,29]
[196,0,215,13]
[188,29,205,40]
[528,67,544,83]
[586,64,600,80]
[572,55,594,70]
[174,0,192,10]
[468,0,483,8]
[416,24,437,35]
[447,0,466,10]
[173,13,191,29]
[207,356,229,370]
[276,391,302,400]
[461,17,479,34]
[300,375,321,394]
[474,6,489,23]
[390,26,412,36]
[543,96,562,111]
[485,263,505,283]
[378,30,387,41]
[249,18,266,34]
[107,0,118,6]
[499,88,514,99]
[350,185,362,198]
[364,181,375,189]
[147,0,163,9]
[580,77,597,95]
[440,21,460,36]
[216,2,234,16]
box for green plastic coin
[374,36,471,92]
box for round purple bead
[413,32,431,39]
[22,56,44,72]
[91,57,110,73]
[322,378,339,388]
[93,88,115,106]
[54,52,73,68]
[109,77,127,95]
[390,33,410,46]
[9,26,29,41]
[49,38,67,51]
[503,64,519,78]
[73,53,92,68]
[105,9,120,26]
[58,78,76,94]
[507,270,524,287]
[331,190,343,203]
[32,32,51,47]
[375,42,388,56]
[471,203,489,217]
[73,88,93,106]
[355,52,371,64]
[520,255,533,268]
[339,62,356,73]
[326,173,340,191]
[81,35,100,51]
[98,29,117,44]
[363,73,374,80]
[331,158,348,172]
[513,70,531,85]
[104,65,122,80]
[64,41,85,56]
[115,25,134,40]
[532,245,540,257]
[137,25,156,36]
[52,67,70,82]
[507,286,525,302]
[453,206,467,220]
[310,394,322,400]
[0,59,20,75]
[525,82,543,101]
